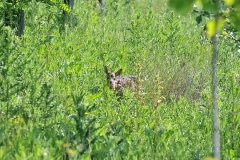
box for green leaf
[207,20,215,36]
[60,3,71,13]
[230,12,240,28]
[168,0,195,14]
[198,0,218,12]
[224,0,234,6]
[81,152,91,160]
[217,17,224,31]
[0,2,3,8]
[196,15,202,24]
[207,18,224,37]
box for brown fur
[104,66,137,99]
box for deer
[104,66,137,100]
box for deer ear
[115,69,122,76]
[104,66,108,74]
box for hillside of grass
[0,0,239,159]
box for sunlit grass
[0,0,239,159]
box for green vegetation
[0,0,239,159]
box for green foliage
[168,0,195,14]
[1,0,72,31]
[0,0,239,159]
[169,0,240,159]
[169,0,240,35]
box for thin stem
[211,29,220,160]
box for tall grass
[0,0,239,159]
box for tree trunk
[70,0,74,10]
[61,0,75,31]
[18,10,24,36]
[98,0,104,6]
[4,0,24,36]
[211,1,222,159]
[98,0,104,9]
[212,28,220,160]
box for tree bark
[212,30,220,160]
[98,0,104,6]
[61,0,75,31]
[4,0,24,36]
[98,0,104,9]
[18,10,24,36]
[70,0,74,10]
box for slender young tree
[211,1,222,158]
[211,20,220,160]
[167,0,240,159]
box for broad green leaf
[207,20,215,36]
[230,149,235,159]
[81,152,91,160]
[195,0,202,9]
[168,0,195,14]
[217,17,224,31]
[0,147,4,158]
[224,0,234,6]
[230,12,240,28]
[207,18,224,37]
[199,0,218,12]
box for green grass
[0,0,239,159]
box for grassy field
[0,0,240,159]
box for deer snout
[109,79,115,89]
[109,79,122,91]
[109,79,115,85]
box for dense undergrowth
[0,0,239,159]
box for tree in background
[61,0,75,31]
[3,0,24,36]
[1,0,74,36]
[98,0,104,8]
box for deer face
[104,66,122,91]
[104,66,137,101]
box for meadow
[0,0,239,159]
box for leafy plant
[0,0,239,159]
